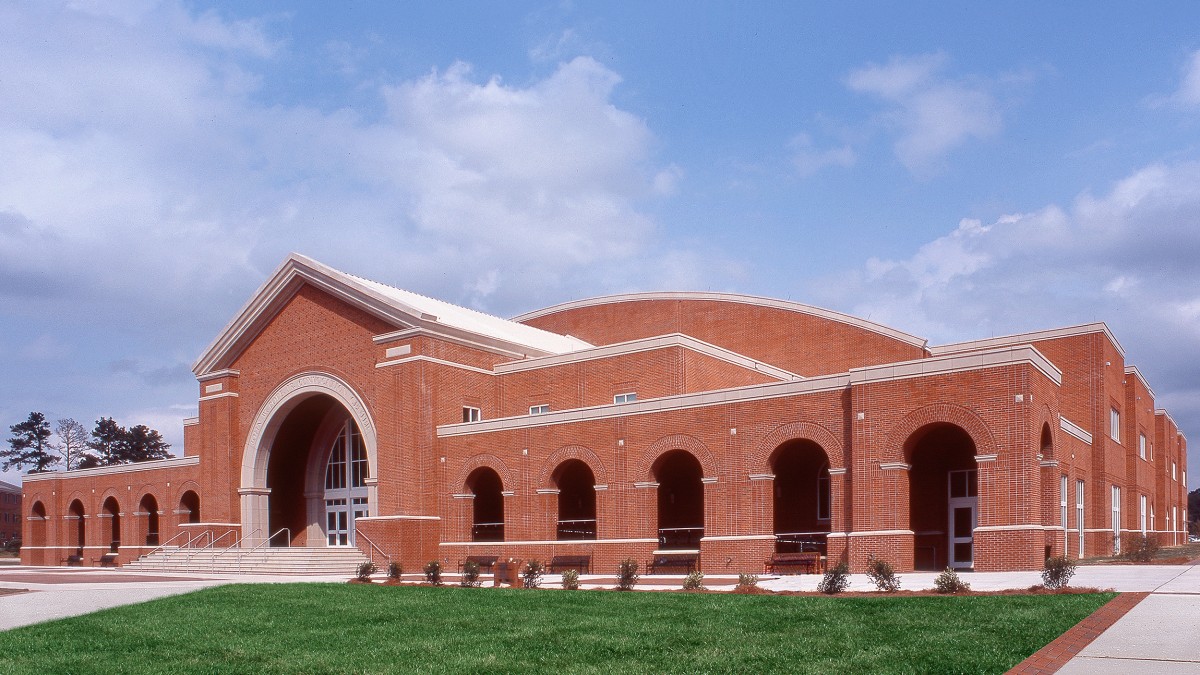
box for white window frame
[529,404,550,415]
[1110,408,1121,443]
[1139,433,1147,460]
[1111,485,1122,554]
[1173,461,1178,481]
[613,392,637,404]
[1140,494,1147,533]
[462,406,481,423]
[1060,475,1069,556]
[1076,479,1086,555]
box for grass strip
[0,583,1113,674]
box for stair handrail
[184,528,236,573]
[209,527,261,574]
[355,529,392,570]
[236,527,290,574]
[140,529,195,563]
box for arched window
[553,460,596,540]
[466,467,504,542]
[324,420,369,546]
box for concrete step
[124,546,369,575]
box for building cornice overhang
[22,455,200,482]
[1155,409,1186,442]
[192,254,586,377]
[929,322,1125,359]
[1124,366,1156,399]
[512,291,928,349]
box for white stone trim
[847,530,914,537]
[974,453,998,463]
[824,532,850,538]
[974,524,1048,532]
[748,473,775,481]
[204,383,224,394]
[376,354,495,376]
[535,488,561,495]
[633,481,659,489]
[879,462,911,471]
[929,321,1124,358]
[179,521,240,528]
[182,417,200,427]
[494,333,799,381]
[23,455,199,482]
[513,291,928,348]
[827,467,847,475]
[355,515,441,521]
[700,534,775,542]
[197,369,240,382]
[440,538,658,547]
[1124,366,1156,399]
[198,391,239,402]
[451,493,474,499]
[373,327,531,360]
[849,344,1062,387]
[1060,417,1092,445]
[700,477,718,484]
[593,484,608,491]
[384,344,411,358]
[500,491,516,497]
[1040,460,1060,468]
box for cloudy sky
[3,1,1200,488]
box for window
[529,404,550,415]
[1111,485,1122,554]
[1139,433,1147,460]
[1140,495,1148,533]
[1173,461,1178,481]
[1076,480,1085,555]
[1060,475,1069,555]
[817,465,831,521]
[1110,408,1121,442]
[462,406,481,423]
[613,392,637,404]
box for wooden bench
[548,555,591,574]
[459,555,497,574]
[63,554,84,566]
[648,553,698,574]
[764,551,823,575]
[93,552,119,568]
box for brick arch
[64,491,89,513]
[173,481,202,508]
[537,445,609,488]
[134,485,163,510]
[634,434,717,481]
[1037,404,1058,461]
[97,489,123,512]
[749,421,845,474]
[455,454,517,492]
[886,403,998,464]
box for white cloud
[1165,49,1200,108]
[846,53,1002,173]
[789,133,856,177]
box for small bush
[682,570,705,591]
[933,567,970,594]
[737,572,759,589]
[561,569,580,590]
[355,560,377,582]
[616,558,639,591]
[865,557,900,593]
[387,561,403,580]
[1041,555,1076,589]
[424,560,442,586]
[460,560,481,587]
[816,562,850,595]
[1124,533,1160,563]
[522,559,544,588]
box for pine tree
[123,424,171,462]
[85,417,126,466]
[2,412,59,473]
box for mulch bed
[0,588,30,598]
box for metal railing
[141,529,200,565]
[184,529,235,571]
[556,519,597,540]
[658,526,703,549]
[210,528,260,573]
[355,529,392,569]
[471,522,504,542]
[774,531,829,554]
[235,528,290,574]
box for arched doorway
[29,502,47,564]
[466,467,504,542]
[179,490,201,524]
[102,496,121,553]
[770,439,831,555]
[240,373,378,548]
[139,494,160,546]
[907,424,978,570]
[553,460,596,540]
[653,450,704,549]
[67,499,85,555]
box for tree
[2,412,59,473]
[123,424,171,462]
[84,417,172,467]
[52,418,88,471]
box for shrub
[616,558,639,591]
[522,559,544,589]
[561,568,580,590]
[355,560,377,582]
[1041,555,1076,589]
[387,561,403,581]
[816,562,850,595]
[737,572,759,589]
[424,560,442,586]
[460,560,481,587]
[3,538,20,553]
[1124,533,1160,563]
[933,567,971,594]
[682,570,705,591]
[865,557,901,593]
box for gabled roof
[192,254,591,376]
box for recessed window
[1139,433,1147,460]
[529,404,550,415]
[1173,461,1177,481]
[462,406,481,423]
[613,392,637,404]
[1110,408,1121,443]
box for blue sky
[3,1,1200,488]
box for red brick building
[1,480,21,544]
[21,253,1189,572]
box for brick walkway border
[1007,592,1148,674]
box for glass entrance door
[323,421,369,547]
[948,469,977,569]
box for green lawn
[0,584,1112,674]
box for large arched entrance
[466,467,504,542]
[907,423,978,570]
[101,496,121,553]
[67,499,85,555]
[178,490,200,524]
[770,439,831,555]
[138,494,160,546]
[241,373,378,548]
[654,450,704,549]
[553,459,597,540]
